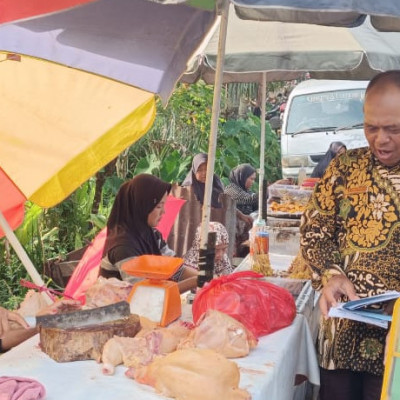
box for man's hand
[319,274,360,317]
[0,306,29,338]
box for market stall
[0,178,321,400]
[0,312,318,400]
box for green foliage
[128,82,215,183]
[41,179,96,254]
[216,115,282,185]
[128,82,281,185]
[0,179,107,308]
[0,255,31,309]
[101,174,124,208]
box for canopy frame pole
[0,210,53,305]
[258,72,267,222]
[199,0,229,249]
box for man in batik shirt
[300,70,400,400]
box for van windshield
[286,88,365,135]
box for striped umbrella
[0,0,216,295]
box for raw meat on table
[17,290,51,317]
[101,320,192,374]
[85,277,133,308]
[178,309,257,358]
[102,335,156,375]
[136,320,193,354]
[127,348,251,400]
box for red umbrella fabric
[0,168,25,237]
[0,0,96,24]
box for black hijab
[182,153,224,208]
[311,141,346,178]
[104,174,171,263]
[229,163,257,191]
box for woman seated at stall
[224,164,258,257]
[182,153,224,208]
[183,221,233,276]
[100,174,198,293]
[224,164,258,217]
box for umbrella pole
[258,72,267,222]
[0,210,53,305]
[199,0,229,250]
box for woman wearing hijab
[224,163,258,216]
[224,164,258,257]
[311,141,347,179]
[183,221,233,276]
[182,153,224,208]
[100,174,197,293]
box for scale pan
[122,255,184,280]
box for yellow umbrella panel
[0,52,155,300]
[0,52,156,207]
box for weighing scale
[122,255,183,327]
[381,297,400,400]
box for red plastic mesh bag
[192,271,296,338]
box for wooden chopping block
[39,314,141,362]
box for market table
[0,313,319,400]
[234,251,321,400]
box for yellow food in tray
[287,252,312,279]
[269,200,306,214]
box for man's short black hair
[366,70,400,94]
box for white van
[280,79,369,179]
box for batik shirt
[300,147,400,376]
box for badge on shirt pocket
[347,186,369,195]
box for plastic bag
[192,271,296,338]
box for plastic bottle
[250,219,269,255]
[255,230,269,254]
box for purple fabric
[0,377,46,400]
[0,0,216,103]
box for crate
[267,216,301,228]
[268,226,300,257]
[43,246,87,288]
[268,183,313,204]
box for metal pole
[0,210,53,305]
[258,72,267,222]
[199,0,229,249]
